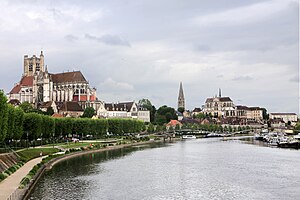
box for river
[29,137,300,200]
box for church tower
[23,51,45,76]
[178,82,185,110]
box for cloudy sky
[0,0,298,113]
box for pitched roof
[10,84,21,94]
[270,113,297,116]
[52,113,64,118]
[205,97,232,103]
[104,102,135,112]
[219,97,232,102]
[51,71,87,84]
[20,76,34,86]
[58,101,84,112]
[39,101,54,108]
[167,120,182,126]
[192,107,202,112]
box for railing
[6,188,24,200]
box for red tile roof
[20,76,33,86]
[52,113,64,118]
[167,120,182,127]
[9,84,21,94]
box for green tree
[195,113,206,119]
[19,102,34,113]
[147,123,155,133]
[6,104,16,140]
[262,108,269,120]
[13,107,24,140]
[0,91,8,143]
[82,107,95,118]
[178,107,184,113]
[155,105,177,125]
[46,106,54,116]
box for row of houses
[35,100,150,122]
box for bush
[0,173,8,181]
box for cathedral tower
[178,82,185,110]
[23,51,45,76]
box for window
[36,63,40,71]
[29,64,33,71]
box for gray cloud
[232,75,253,81]
[64,34,78,42]
[85,34,131,47]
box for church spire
[219,88,221,98]
[178,82,185,110]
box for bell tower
[23,51,45,76]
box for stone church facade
[9,51,97,107]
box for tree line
[0,91,145,147]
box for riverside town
[0,1,299,200]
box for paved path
[0,157,44,200]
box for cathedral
[9,52,98,108]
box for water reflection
[30,139,300,200]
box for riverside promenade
[0,157,43,200]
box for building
[236,106,264,121]
[9,52,98,107]
[202,89,235,118]
[97,101,150,122]
[269,113,298,123]
[178,82,185,110]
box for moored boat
[182,135,196,139]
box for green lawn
[17,148,60,162]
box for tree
[46,106,54,116]
[178,107,184,113]
[6,104,15,140]
[138,99,156,123]
[147,123,155,133]
[82,107,95,118]
[13,107,24,140]
[262,108,269,120]
[19,102,34,113]
[0,91,8,143]
[195,113,206,119]
[155,105,177,125]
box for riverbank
[0,156,45,200]
[22,138,180,200]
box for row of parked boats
[255,132,300,149]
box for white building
[97,102,150,122]
[269,113,298,123]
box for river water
[29,138,300,200]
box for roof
[10,76,34,94]
[192,107,202,112]
[20,76,34,86]
[167,120,182,126]
[39,101,54,108]
[236,105,250,110]
[8,99,21,106]
[58,101,84,112]
[104,102,135,112]
[270,113,297,116]
[205,97,232,103]
[10,84,21,94]
[219,97,232,102]
[51,71,87,84]
[52,113,64,118]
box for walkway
[0,156,44,200]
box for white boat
[182,135,196,139]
